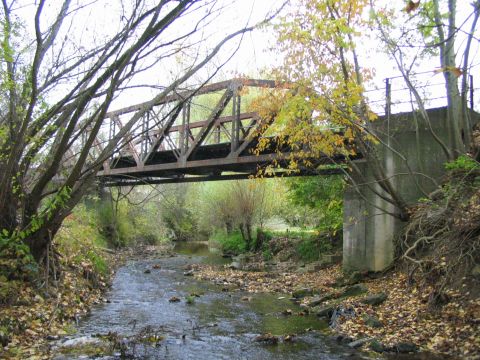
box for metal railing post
[385,77,391,117]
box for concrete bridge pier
[343,161,400,272]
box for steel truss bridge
[97,79,342,187]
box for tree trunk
[24,224,60,263]
[225,220,233,235]
[239,223,246,243]
[434,0,465,156]
[254,228,266,252]
[0,189,18,233]
[245,221,253,250]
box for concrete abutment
[342,107,479,272]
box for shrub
[161,206,197,241]
[296,236,332,263]
[210,230,246,255]
[130,212,163,245]
[0,235,37,281]
[0,234,35,305]
[86,250,108,276]
[284,176,344,236]
[254,228,273,252]
[140,234,159,246]
[97,200,134,248]
[445,155,480,172]
[262,249,273,261]
[0,277,22,304]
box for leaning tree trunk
[238,223,246,244]
[24,222,61,263]
[434,0,465,156]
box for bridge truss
[96,79,341,186]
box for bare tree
[0,0,281,262]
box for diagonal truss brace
[182,87,234,162]
[142,103,183,164]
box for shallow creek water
[53,242,450,360]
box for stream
[52,242,446,359]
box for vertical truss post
[141,112,150,159]
[231,94,237,151]
[185,102,191,152]
[215,124,221,143]
[109,118,116,158]
[231,91,241,152]
[180,101,191,156]
[179,103,186,153]
[237,94,242,136]
[141,114,145,156]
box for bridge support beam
[343,107,479,272]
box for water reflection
[174,240,230,266]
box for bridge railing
[364,71,476,117]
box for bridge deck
[100,139,345,186]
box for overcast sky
[10,0,480,113]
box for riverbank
[0,244,175,359]
[194,261,480,359]
[0,253,114,359]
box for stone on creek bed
[314,305,335,318]
[59,336,103,347]
[339,283,367,298]
[369,339,386,353]
[360,292,387,306]
[363,314,383,328]
[254,333,279,345]
[393,342,419,353]
[228,261,242,270]
[347,337,374,349]
[306,292,336,307]
[291,287,314,299]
